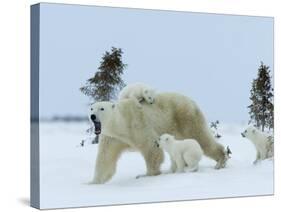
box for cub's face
[155,133,174,148]
[143,89,155,104]
[89,102,115,125]
[241,126,256,140]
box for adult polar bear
[90,92,228,184]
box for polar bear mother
[89,93,228,184]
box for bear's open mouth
[93,121,101,135]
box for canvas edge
[30,3,41,209]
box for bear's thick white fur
[157,134,203,173]
[89,93,228,184]
[118,83,156,106]
[241,126,274,164]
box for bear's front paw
[90,177,107,184]
[149,170,161,176]
[85,181,97,185]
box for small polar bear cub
[241,126,274,164]
[156,134,203,173]
[118,83,156,106]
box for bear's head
[142,88,156,104]
[89,101,115,135]
[241,126,257,140]
[155,133,175,149]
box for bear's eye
[100,108,104,111]
[245,130,247,133]
[90,108,93,111]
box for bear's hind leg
[197,132,227,169]
[139,146,164,177]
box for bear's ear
[112,103,115,109]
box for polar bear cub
[118,83,156,106]
[156,133,203,173]
[241,126,274,164]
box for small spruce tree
[248,62,274,131]
[80,47,127,101]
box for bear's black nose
[90,114,96,122]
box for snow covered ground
[39,122,274,209]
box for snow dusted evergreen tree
[80,47,127,101]
[248,62,274,131]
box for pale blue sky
[39,3,273,123]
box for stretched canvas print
[31,3,274,209]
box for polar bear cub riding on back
[118,83,156,107]
[241,126,274,164]
[156,133,203,173]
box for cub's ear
[112,103,115,109]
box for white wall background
[0,0,280,211]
